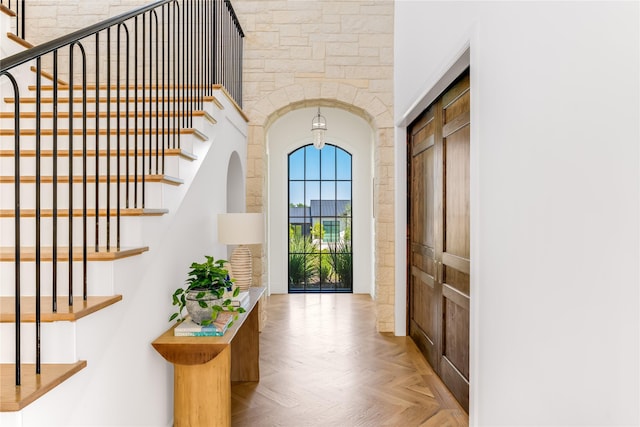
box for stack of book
[231,290,250,308]
[174,311,234,337]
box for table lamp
[217,213,264,291]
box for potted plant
[170,255,245,326]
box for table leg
[174,346,231,427]
[231,303,260,382]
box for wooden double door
[408,70,470,411]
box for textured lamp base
[230,245,252,291]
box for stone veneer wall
[232,0,395,332]
[14,0,161,83]
[21,0,148,46]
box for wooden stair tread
[0,110,215,123]
[0,246,149,262]
[0,148,197,161]
[4,95,216,104]
[1,362,86,411]
[6,33,33,49]
[0,174,184,185]
[0,5,16,17]
[29,67,67,86]
[0,208,168,218]
[0,295,123,323]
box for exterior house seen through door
[288,144,353,293]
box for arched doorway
[266,106,374,296]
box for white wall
[395,1,639,425]
[267,106,374,295]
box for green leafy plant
[288,235,317,285]
[341,203,352,242]
[330,242,353,289]
[319,250,334,283]
[170,255,245,325]
[311,222,325,240]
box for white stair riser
[0,260,116,297]
[0,133,188,151]
[0,112,210,134]
[0,215,145,246]
[4,101,202,115]
[21,87,203,97]
[0,135,199,162]
[1,151,181,178]
[0,180,168,210]
[0,12,16,42]
[0,322,77,364]
[12,88,212,102]
[0,39,25,58]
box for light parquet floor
[231,294,468,427]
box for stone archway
[244,82,395,332]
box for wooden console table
[152,287,265,427]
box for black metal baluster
[205,0,210,96]
[19,0,24,39]
[106,28,111,252]
[153,10,160,177]
[68,45,74,306]
[174,2,180,149]
[116,26,121,251]
[196,0,201,114]
[147,11,154,181]
[134,17,139,210]
[76,43,88,300]
[35,58,42,374]
[117,24,128,251]
[187,1,191,128]
[95,33,100,253]
[161,5,167,173]
[0,72,21,386]
[190,0,194,127]
[182,1,186,130]
[125,25,130,213]
[52,51,58,313]
[161,5,170,160]
[141,14,147,208]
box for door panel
[444,127,470,259]
[441,71,470,409]
[409,107,440,370]
[408,69,470,412]
[411,269,435,341]
[443,266,469,296]
[443,283,470,382]
[442,72,470,115]
[440,353,470,411]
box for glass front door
[288,144,352,292]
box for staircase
[0,1,247,425]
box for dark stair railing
[0,0,243,388]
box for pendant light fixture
[311,107,327,150]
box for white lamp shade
[217,213,264,245]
